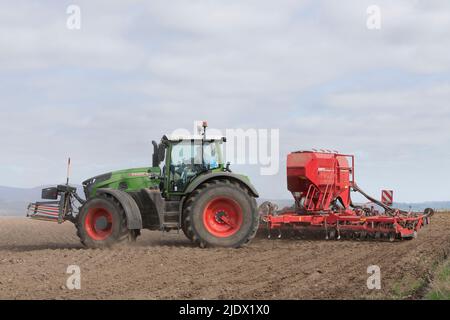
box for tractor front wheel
[76,195,135,248]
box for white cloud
[0,0,449,202]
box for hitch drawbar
[27,185,84,223]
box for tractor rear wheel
[183,180,259,248]
[76,194,136,248]
[181,214,194,242]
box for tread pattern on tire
[76,193,136,248]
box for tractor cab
[152,124,227,195]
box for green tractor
[28,123,260,248]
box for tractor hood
[82,167,161,199]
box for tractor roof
[164,134,226,142]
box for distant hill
[0,186,43,216]
[0,185,83,216]
[392,202,450,212]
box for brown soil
[0,213,449,300]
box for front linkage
[27,185,85,224]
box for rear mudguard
[96,188,143,230]
[184,172,259,198]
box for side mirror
[152,141,159,167]
[158,144,166,162]
[152,141,166,167]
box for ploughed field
[0,213,449,300]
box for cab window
[169,141,222,192]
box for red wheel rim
[203,197,243,238]
[85,207,113,241]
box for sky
[0,0,449,202]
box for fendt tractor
[28,122,260,248]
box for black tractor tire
[181,213,195,242]
[183,179,259,248]
[76,194,137,248]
